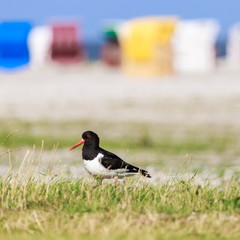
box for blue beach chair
[0,21,32,70]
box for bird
[69,130,151,182]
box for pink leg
[114,177,121,184]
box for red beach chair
[50,24,85,64]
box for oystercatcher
[69,131,151,181]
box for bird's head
[69,130,99,151]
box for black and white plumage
[69,131,151,180]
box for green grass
[1,118,240,239]
[1,132,233,154]
[0,119,238,155]
[0,175,240,240]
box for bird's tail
[139,169,151,178]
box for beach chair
[172,19,219,73]
[28,25,52,69]
[226,23,240,70]
[100,20,121,67]
[0,21,31,69]
[120,17,177,76]
[50,24,85,64]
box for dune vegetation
[0,119,240,240]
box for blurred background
[0,0,240,183]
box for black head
[69,130,100,151]
[82,131,99,140]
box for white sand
[0,64,240,126]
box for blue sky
[1,0,239,42]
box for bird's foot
[92,183,102,188]
[92,177,103,188]
[114,177,123,185]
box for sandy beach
[0,64,240,127]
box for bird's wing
[99,148,139,173]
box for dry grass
[0,160,239,240]
[0,119,240,239]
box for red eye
[87,134,91,138]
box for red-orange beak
[69,139,85,151]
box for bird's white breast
[83,153,130,178]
